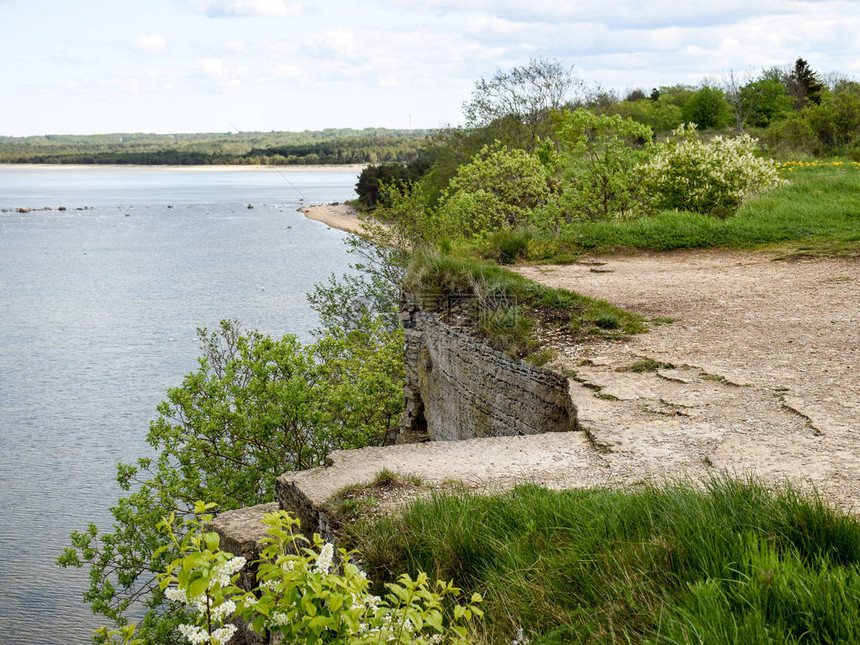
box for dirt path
[515,250,860,509]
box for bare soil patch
[515,250,860,509]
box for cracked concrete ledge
[274,432,609,540]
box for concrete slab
[275,431,609,538]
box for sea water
[0,166,360,644]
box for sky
[1,0,859,136]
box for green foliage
[154,505,482,644]
[0,128,430,165]
[59,320,403,640]
[354,158,433,208]
[552,108,654,222]
[641,124,785,216]
[607,97,684,132]
[462,58,580,140]
[94,625,144,645]
[620,358,675,372]
[740,78,794,127]
[787,57,826,108]
[485,229,535,264]
[594,314,619,330]
[432,144,552,239]
[764,82,860,156]
[806,84,860,150]
[308,231,409,333]
[556,161,860,254]
[682,85,733,129]
[351,477,860,644]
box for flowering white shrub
[641,123,786,216]
[150,502,482,645]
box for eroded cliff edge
[214,300,583,555]
[395,301,578,443]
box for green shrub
[641,124,785,215]
[60,319,404,638]
[487,229,534,264]
[432,143,552,239]
[595,313,620,329]
[552,108,654,222]
[150,503,483,644]
[682,85,733,129]
[524,237,561,261]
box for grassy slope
[349,479,860,644]
[405,250,645,360]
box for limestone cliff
[395,301,578,443]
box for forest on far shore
[0,127,430,165]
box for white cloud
[320,29,358,59]
[398,0,812,28]
[134,34,167,51]
[199,0,301,17]
[197,57,230,78]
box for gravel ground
[514,250,860,510]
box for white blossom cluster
[212,555,246,587]
[641,124,786,214]
[314,542,335,574]
[165,554,246,645]
[178,623,237,645]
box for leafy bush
[607,97,684,132]
[154,503,482,644]
[552,109,654,222]
[682,86,732,129]
[807,84,860,150]
[432,143,552,239]
[641,124,785,216]
[60,319,404,639]
[740,78,793,128]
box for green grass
[619,358,676,373]
[472,166,860,262]
[569,165,860,255]
[348,477,860,644]
[404,249,645,358]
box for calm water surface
[0,166,359,644]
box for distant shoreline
[0,163,366,173]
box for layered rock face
[396,302,577,443]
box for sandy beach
[299,202,367,234]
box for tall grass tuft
[404,249,644,358]
[349,477,860,644]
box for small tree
[552,109,654,221]
[682,85,732,129]
[433,143,552,238]
[740,78,793,128]
[59,319,404,640]
[787,57,825,108]
[463,58,582,146]
[641,124,785,216]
